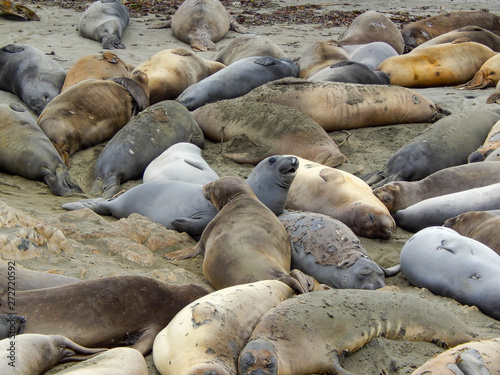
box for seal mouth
[279,157,299,175]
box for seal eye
[268,157,276,164]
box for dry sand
[1,0,500,374]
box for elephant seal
[338,10,405,54]
[308,60,390,85]
[54,347,148,375]
[0,0,39,21]
[37,71,149,166]
[177,56,299,110]
[3,276,211,355]
[61,51,135,91]
[165,177,322,293]
[412,338,500,375]
[400,226,500,320]
[0,334,106,375]
[401,11,500,51]
[485,145,500,160]
[373,162,500,213]
[0,103,82,196]
[153,280,295,375]
[132,48,225,104]
[235,77,448,131]
[296,39,350,79]
[468,118,500,162]
[487,79,500,103]
[279,210,398,289]
[286,157,395,239]
[90,100,204,198]
[0,44,66,115]
[143,142,218,184]
[364,109,500,188]
[192,100,346,167]
[459,53,500,91]
[77,0,130,49]
[393,182,500,232]
[214,34,286,65]
[378,40,496,87]
[342,41,398,70]
[152,0,247,51]
[238,288,476,375]
[444,211,500,256]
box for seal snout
[278,156,299,175]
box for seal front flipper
[43,164,83,197]
[191,37,217,52]
[1,43,24,53]
[164,244,202,260]
[91,175,121,199]
[171,213,213,238]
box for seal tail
[61,198,113,215]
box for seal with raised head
[192,100,346,167]
[132,47,225,104]
[296,39,350,79]
[468,118,500,162]
[400,226,500,320]
[151,0,247,51]
[342,41,398,70]
[238,288,476,375]
[77,0,130,49]
[0,334,106,375]
[214,34,286,65]
[401,11,500,51]
[177,56,299,111]
[0,103,82,197]
[90,100,204,198]
[61,51,135,92]
[37,70,149,166]
[285,157,396,239]
[143,142,218,184]
[338,10,405,54]
[153,280,296,375]
[308,60,390,85]
[444,210,500,256]
[235,77,448,131]
[3,276,211,355]
[0,44,66,115]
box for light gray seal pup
[308,60,390,85]
[77,0,130,49]
[176,56,299,111]
[400,226,500,320]
[0,44,66,115]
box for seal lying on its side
[400,226,500,320]
[214,34,286,65]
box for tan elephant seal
[132,48,225,104]
[458,53,500,90]
[285,157,395,239]
[468,118,500,162]
[378,40,496,87]
[0,334,106,375]
[487,79,500,103]
[413,26,500,52]
[296,39,350,79]
[151,0,247,52]
[153,280,295,375]
[238,288,476,375]
[37,70,149,166]
[214,34,286,65]
[61,51,135,91]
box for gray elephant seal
[77,0,130,49]
[0,313,25,340]
[342,41,398,70]
[400,226,500,320]
[238,288,475,375]
[0,103,82,197]
[214,34,286,65]
[308,60,390,85]
[0,44,66,115]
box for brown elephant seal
[61,51,135,92]
[0,0,39,21]
[0,44,66,115]
[0,103,82,196]
[487,80,500,103]
[214,34,286,65]
[279,210,399,289]
[444,211,500,256]
[459,53,500,91]
[54,347,148,375]
[400,226,500,320]
[192,100,346,167]
[412,337,500,375]
[235,77,448,131]
[468,118,500,162]
[401,11,500,51]
[2,276,211,355]
[373,162,500,213]
[0,334,106,375]
[296,39,350,79]
[132,48,225,104]
[413,26,500,52]
[286,157,395,239]
[153,280,296,375]
[378,40,496,87]
[238,288,476,375]
[37,71,149,166]
[338,10,405,54]
[77,0,130,49]
[151,0,247,51]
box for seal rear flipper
[486,91,500,104]
[102,35,126,50]
[457,70,494,90]
[191,38,217,52]
[164,244,203,260]
[382,264,401,277]
[43,164,83,197]
[455,348,489,375]
[14,4,40,21]
[62,198,113,215]
[313,151,347,168]
[279,269,329,294]
[229,15,247,34]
